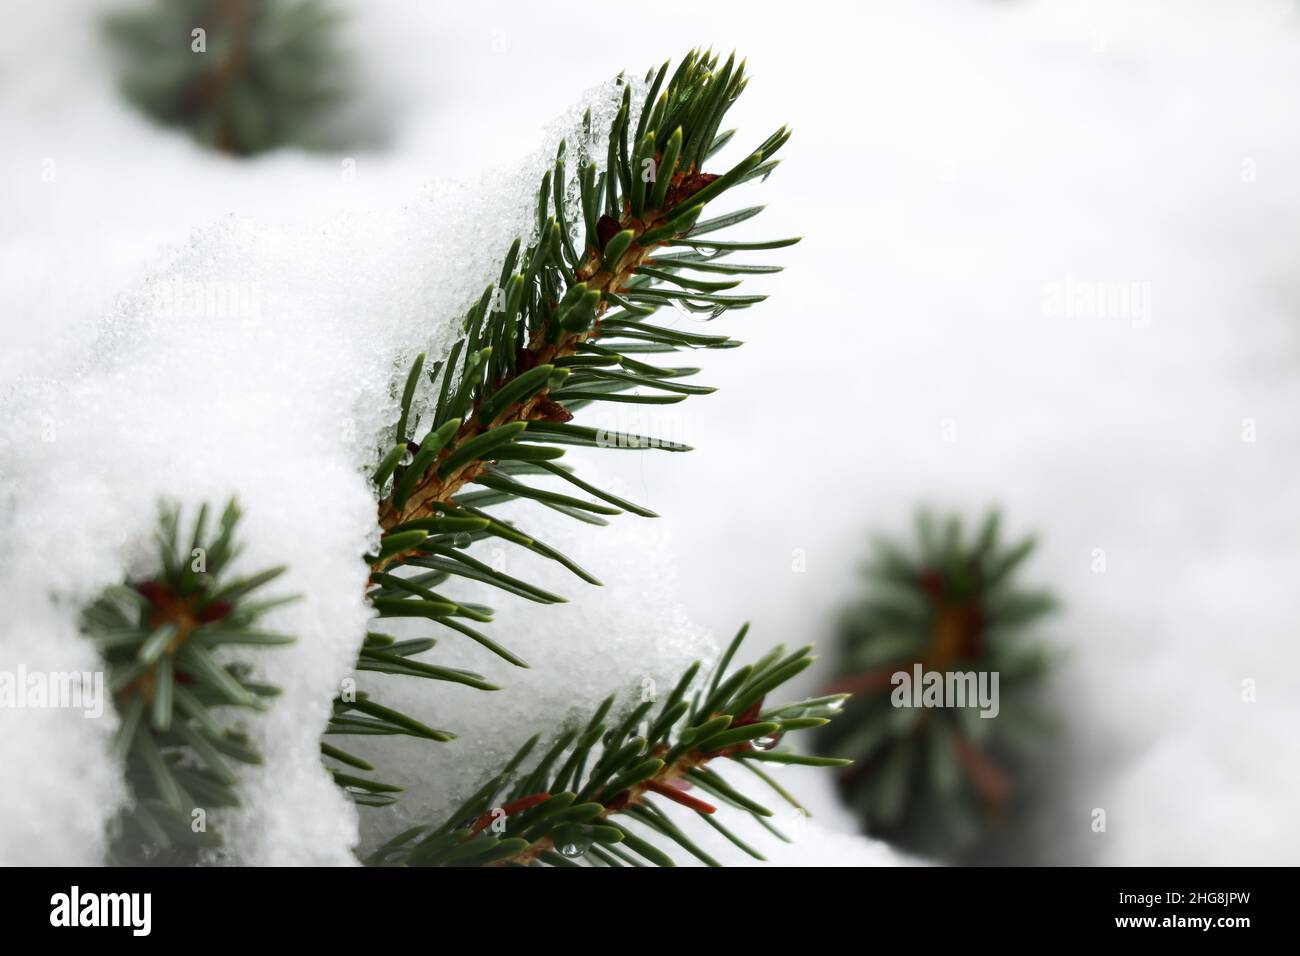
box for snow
[2,0,1299,866]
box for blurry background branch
[816,509,1059,862]
[104,0,357,156]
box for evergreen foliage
[368,626,849,867]
[80,501,294,863]
[104,0,349,156]
[816,510,1057,859]
[81,51,844,867]
[340,50,800,799]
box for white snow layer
[3,0,1299,866]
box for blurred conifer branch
[104,0,351,156]
[816,510,1058,860]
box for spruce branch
[815,509,1058,860]
[371,53,792,543]
[104,0,350,156]
[81,500,295,863]
[73,51,827,865]
[366,625,850,867]
[333,52,800,791]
